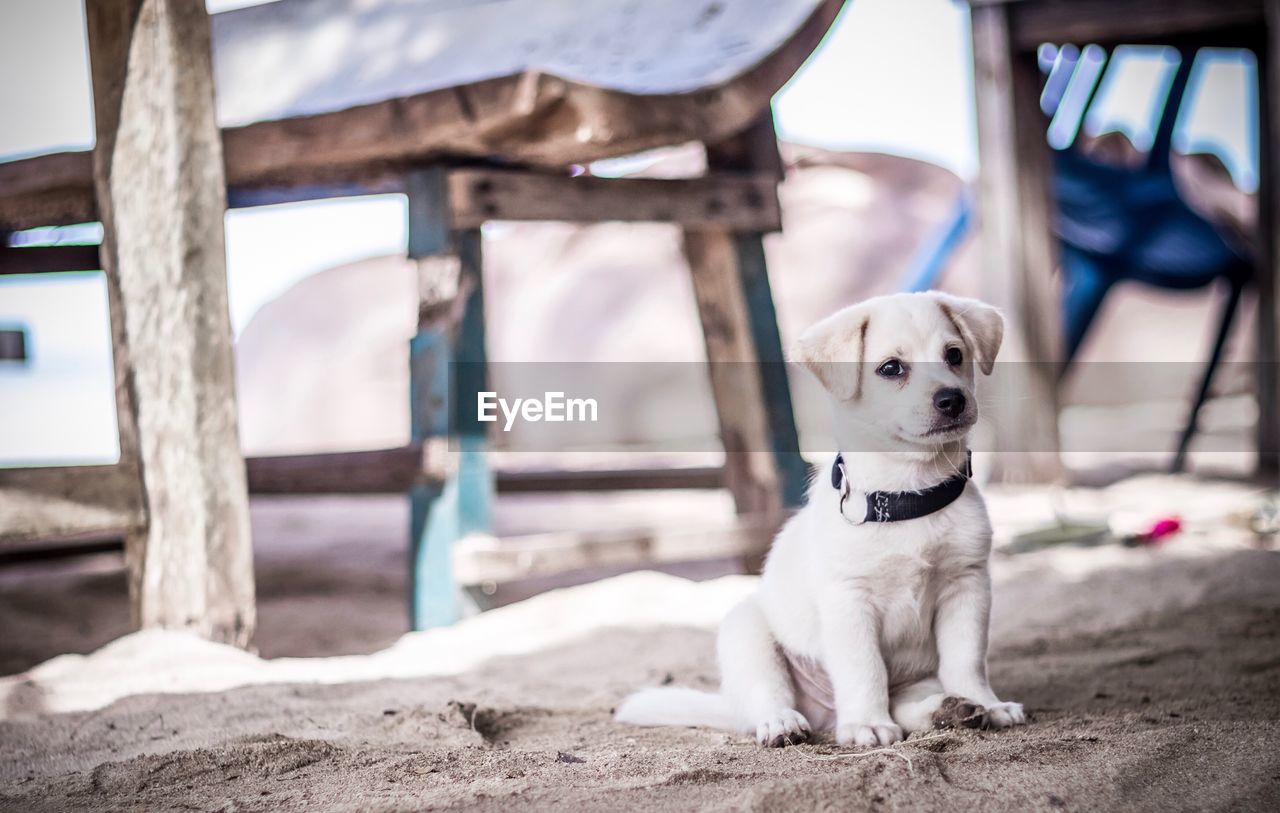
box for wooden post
[970,4,1064,482]
[684,114,808,525]
[406,168,493,629]
[684,229,788,518]
[86,0,254,645]
[1259,3,1280,478]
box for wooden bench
[0,0,845,640]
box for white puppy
[616,291,1025,747]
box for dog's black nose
[933,388,966,419]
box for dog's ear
[935,294,1004,375]
[791,306,869,400]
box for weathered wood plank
[682,229,787,519]
[0,457,722,546]
[0,152,97,230]
[246,447,426,495]
[705,112,787,180]
[681,116,808,521]
[0,538,123,563]
[0,245,102,275]
[0,162,786,232]
[0,151,411,231]
[225,175,408,209]
[497,465,723,493]
[447,170,783,230]
[1260,1,1280,476]
[1001,0,1261,51]
[970,4,1063,482]
[245,453,723,495]
[452,516,780,586]
[87,0,255,646]
[0,151,94,202]
[0,465,143,546]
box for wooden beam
[87,0,255,646]
[0,245,101,275]
[226,175,406,209]
[447,169,783,230]
[0,157,775,233]
[452,516,779,586]
[705,112,787,181]
[0,537,123,564]
[246,452,722,494]
[1260,1,1280,477]
[0,151,411,230]
[0,457,724,548]
[246,447,426,494]
[496,465,723,493]
[970,4,1063,482]
[0,152,97,230]
[245,450,722,495]
[1002,0,1261,52]
[0,149,788,234]
[0,465,143,546]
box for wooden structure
[965,0,1280,480]
[0,0,843,634]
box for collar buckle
[833,456,868,526]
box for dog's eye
[945,346,963,367]
[876,359,904,378]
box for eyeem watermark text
[477,391,598,431]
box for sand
[2,475,1279,811]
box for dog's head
[792,292,1003,452]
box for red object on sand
[1137,517,1181,545]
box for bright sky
[0,0,1260,464]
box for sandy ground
[1,475,1278,811]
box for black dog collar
[831,451,973,524]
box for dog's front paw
[931,696,988,730]
[836,720,903,747]
[755,708,811,747]
[984,701,1026,729]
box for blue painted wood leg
[409,434,490,629]
[407,215,493,629]
[732,232,808,508]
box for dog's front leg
[819,587,902,746]
[934,567,1026,728]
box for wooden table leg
[686,115,807,557]
[727,231,809,510]
[682,229,807,528]
[970,4,1064,482]
[1259,3,1280,478]
[86,0,254,645]
[406,169,493,629]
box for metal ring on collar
[838,483,867,526]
